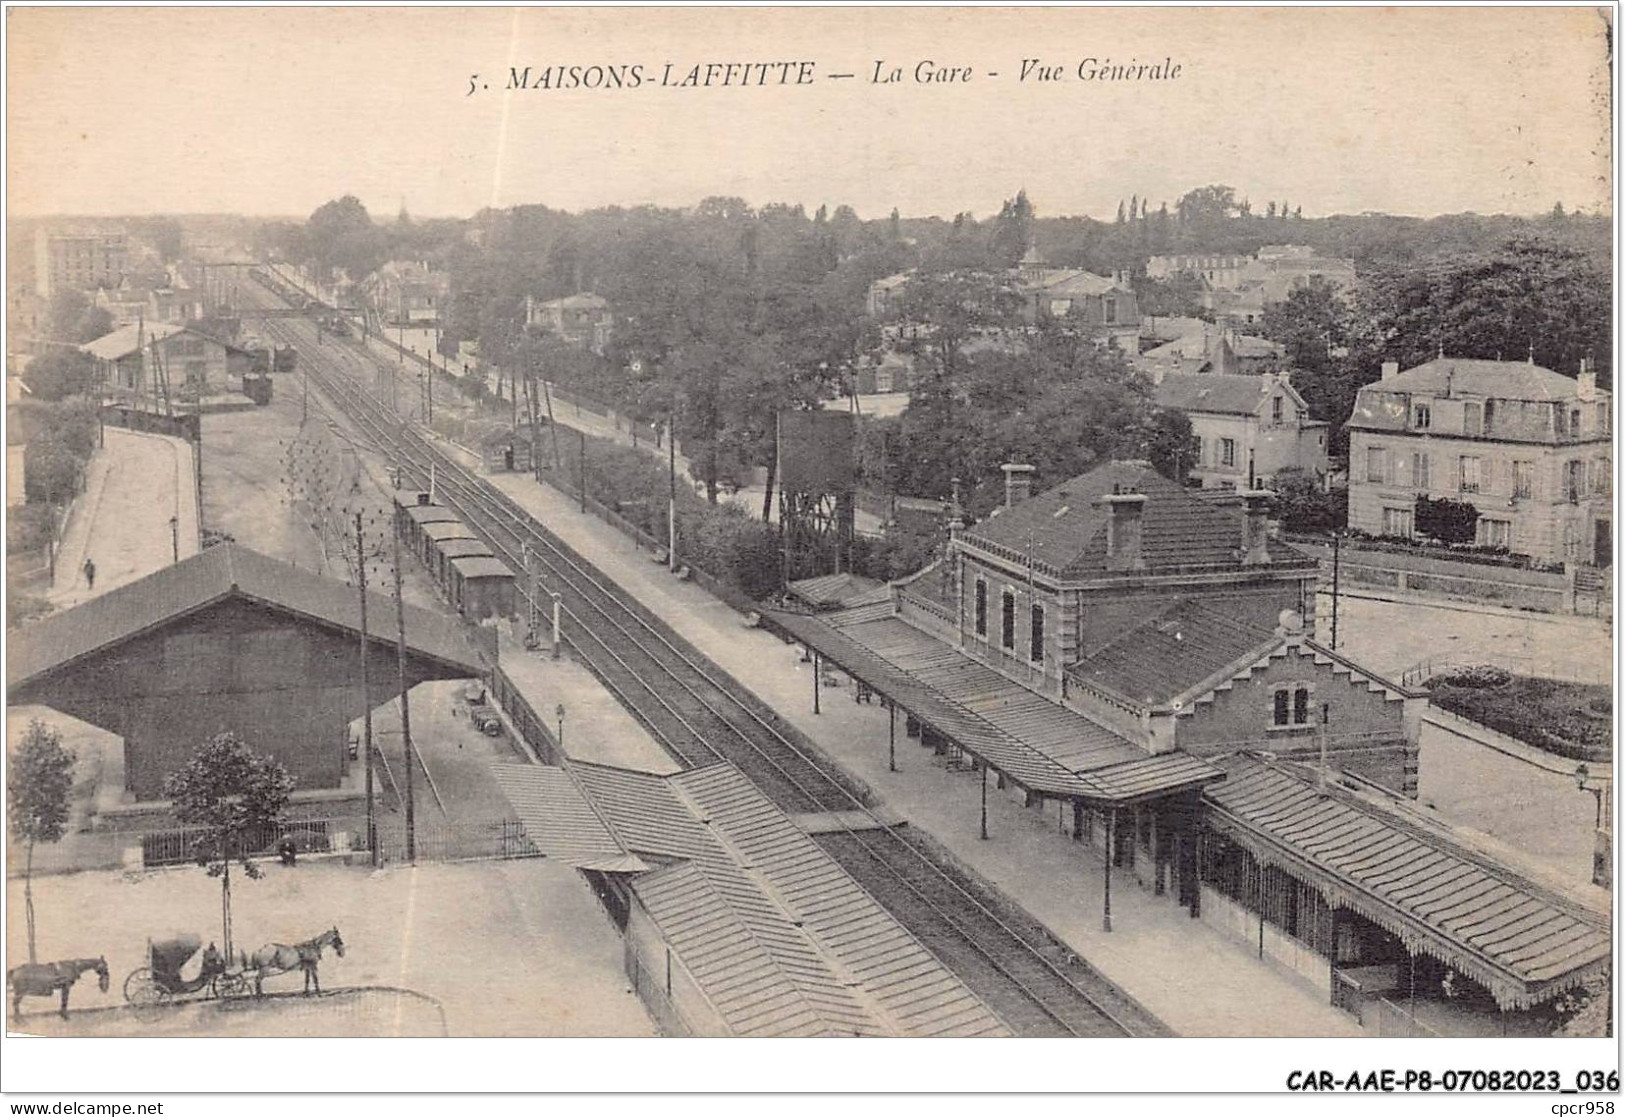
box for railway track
[246,275,1168,1038]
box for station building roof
[491,759,1007,1038]
[764,604,1224,803]
[1206,753,1612,1010]
[7,543,485,693]
[958,460,1314,580]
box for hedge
[1429,672,1611,762]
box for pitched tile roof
[957,460,1314,579]
[7,543,485,691]
[488,764,625,866]
[1372,358,1598,403]
[1154,372,1295,416]
[79,321,198,361]
[1068,598,1283,709]
[1206,754,1612,1010]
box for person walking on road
[82,558,96,590]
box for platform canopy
[765,606,1223,804]
[1207,754,1612,1011]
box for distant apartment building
[35,229,129,298]
[1346,357,1612,566]
[1147,245,1356,326]
[1154,370,1330,489]
[525,292,613,355]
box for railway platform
[493,626,683,776]
[475,463,1362,1038]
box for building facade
[525,292,614,354]
[1153,370,1330,489]
[1346,357,1612,566]
[81,322,245,404]
[369,260,450,325]
[35,229,129,298]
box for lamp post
[1575,764,1609,831]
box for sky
[6,6,1614,222]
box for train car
[273,345,298,373]
[448,555,517,621]
[418,520,479,570]
[430,537,495,588]
[393,495,461,556]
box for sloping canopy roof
[488,764,625,866]
[1154,372,1295,416]
[787,572,883,610]
[567,760,1006,1038]
[8,543,484,693]
[765,606,1225,803]
[958,461,1314,579]
[1207,754,1611,1010]
[1374,358,1597,403]
[80,321,188,360]
[1068,598,1284,710]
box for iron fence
[140,816,541,868]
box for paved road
[51,427,200,608]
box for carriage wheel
[123,969,168,1015]
[212,972,251,999]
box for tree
[990,190,1035,267]
[8,720,76,962]
[1414,495,1479,545]
[21,347,97,401]
[1268,467,1346,533]
[307,195,387,283]
[163,732,295,957]
[44,290,112,345]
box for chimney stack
[1578,358,1597,402]
[1381,360,1400,381]
[1239,490,1272,567]
[1099,492,1148,572]
[1002,463,1036,509]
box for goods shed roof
[7,543,484,693]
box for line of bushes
[1428,669,1611,762]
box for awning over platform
[1206,754,1612,1010]
[764,607,1224,804]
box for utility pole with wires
[355,511,377,865]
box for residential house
[1346,357,1612,565]
[1153,370,1330,489]
[369,260,450,326]
[1133,323,1283,379]
[1146,253,1250,288]
[1148,246,1356,327]
[866,272,912,317]
[525,292,613,355]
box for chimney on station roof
[1002,463,1036,509]
[1578,358,1598,402]
[1239,490,1273,567]
[1099,492,1147,572]
[1381,360,1399,381]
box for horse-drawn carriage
[123,933,251,1009]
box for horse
[248,928,344,997]
[7,957,109,1022]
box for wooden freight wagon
[430,537,495,588]
[394,497,461,556]
[419,519,479,569]
[449,555,517,621]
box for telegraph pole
[392,529,416,864]
[578,427,587,513]
[356,513,376,866]
[1330,531,1342,651]
[668,413,678,573]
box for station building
[765,459,1607,1031]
